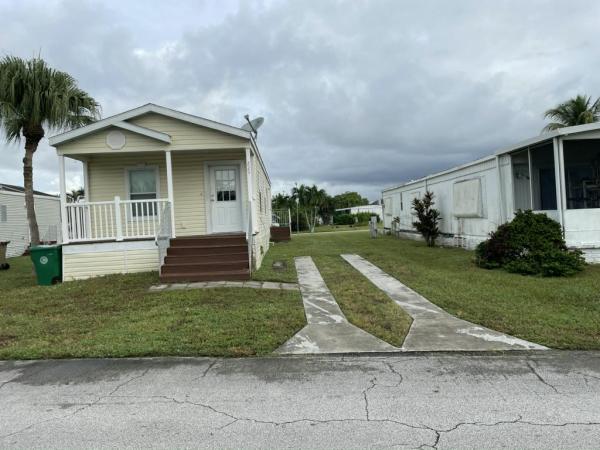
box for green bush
[475,210,585,277]
[334,213,355,225]
[353,212,379,225]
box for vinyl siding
[252,152,272,269]
[129,113,248,150]
[63,247,158,280]
[58,126,167,155]
[86,150,246,236]
[56,113,250,157]
[173,151,245,236]
[0,192,60,258]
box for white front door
[209,165,243,233]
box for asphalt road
[1,352,599,449]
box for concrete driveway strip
[275,256,398,354]
[341,254,547,351]
[0,353,599,449]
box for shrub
[412,191,441,247]
[353,212,379,225]
[334,213,355,225]
[475,210,585,277]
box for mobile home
[49,104,272,281]
[0,184,61,257]
[382,123,600,263]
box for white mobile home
[382,123,600,263]
[0,184,61,257]
[335,203,383,217]
[49,104,272,281]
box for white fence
[65,197,170,242]
[271,209,291,228]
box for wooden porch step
[164,252,249,265]
[160,269,250,283]
[170,234,246,247]
[161,260,249,274]
[167,244,248,256]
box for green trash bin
[30,245,62,285]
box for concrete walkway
[341,254,548,351]
[149,280,299,292]
[275,257,398,354]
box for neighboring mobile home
[49,104,271,281]
[335,202,382,218]
[382,123,600,263]
[0,184,61,257]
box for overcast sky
[1,0,600,200]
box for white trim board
[62,239,156,254]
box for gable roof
[0,183,57,198]
[48,103,252,146]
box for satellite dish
[242,116,264,135]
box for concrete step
[161,260,249,274]
[159,269,250,283]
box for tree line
[272,185,370,232]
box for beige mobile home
[49,104,271,282]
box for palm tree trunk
[23,126,44,247]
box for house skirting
[62,240,158,281]
[388,229,600,263]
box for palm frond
[0,56,100,142]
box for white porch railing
[155,202,173,273]
[271,208,291,228]
[65,197,170,242]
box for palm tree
[292,184,328,232]
[68,187,85,202]
[0,56,100,245]
[543,94,600,132]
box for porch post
[527,147,534,210]
[552,137,564,229]
[82,159,91,239]
[557,138,567,234]
[165,150,176,238]
[58,155,69,244]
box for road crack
[526,360,559,393]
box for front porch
[57,148,257,281]
[505,136,600,251]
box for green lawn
[254,231,600,349]
[307,224,370,233]
[0,257,305,360]
[255,235,413,347]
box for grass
[306,224,370,233]
[0,257,305,359]
[255,235,413,347]
[254,231,600,349]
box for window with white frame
[128,168,158,216]
[0,205,6,222]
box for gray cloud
[1,0,600,200]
